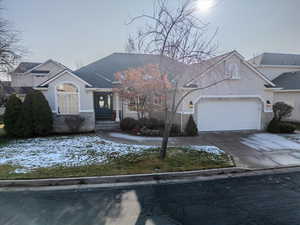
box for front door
[94,92,113,120]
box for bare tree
[127,0,231,159]
[0,1,23,106]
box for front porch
[93,91,121,122]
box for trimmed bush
[18,90,53,137]
[120,118,138,131]
[279,122,296,133]
[3,94,22,137]
[185,115,198,136]
[31,90,53,136]
[267,119,280,133]
[267,119,296,134]
[138,117,164,130]
[170,124,181,136]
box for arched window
[56,83,79,115]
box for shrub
[185,115,198,136]
[138,117,164,129]
[138,118,149,128]
[267,119,296,134]
[17,92,34,137]
[120,118,138,131]
[3,94,22,137]
[170,124,181,136]
[31,90,53,136]
[18,90,53,137]
[273,102,293,121]
[267,119,280,133]
[279,122,296,133]
[65,115,85,133]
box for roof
[74,53,188,88]
[14,62,42,73]
[272,71,300,90]
[188,50,275,87]
[251,53,300,66]
[38,69,92,88]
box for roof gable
[39,70,92,87]
[187,51,275,87]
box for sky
[2,0,300,70]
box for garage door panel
[197,99,261,131]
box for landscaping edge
[0,167,246,187]
[2,166,300,188]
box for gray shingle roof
[74,53,188,88]
[14,62,41,73]
[272,71,300,90]
[258,53,300,66]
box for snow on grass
[0,135,153,173]
[188,145,225,155]
[0,135,227,173]
[241,133,300,151]
[109,132,165,141]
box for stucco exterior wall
[179,55,274,117]
[11,74,33,87]
[11,61,66,88]
[39,71,95,133]
[41,71,94,113]
[274,92,300,122]
[52,112,95,133]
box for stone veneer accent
[52,112,95,133]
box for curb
[0,167,249,188]
[2,166,300,188]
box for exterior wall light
[189,101,194,109]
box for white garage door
[197,98,261,132]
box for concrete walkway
[99,131,300,169]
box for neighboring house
[249,53,300,122]
[11,51,276,133]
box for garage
[196,98,262,132]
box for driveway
[101,131,300,169]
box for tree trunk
[160,122,170,159]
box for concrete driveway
[101,131,300,169]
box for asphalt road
[2,172,300,225]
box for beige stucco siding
[40,71,94,113]
[11,61,66,88]
[179,55,274,114]
[274,92,300,122]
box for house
[249,53,300,122]
[11,51,276,133]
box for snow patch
[188,145,225,155]
[0,135,153,173]
[110,132,164,141]
[241,133,300,151]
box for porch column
[115,93,120,122]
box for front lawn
[0,135,234,179]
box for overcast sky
[3,0,300,69]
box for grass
[0,147,234,180]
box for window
[226,62,240,79]
[128,96,145,111]
[56,83,79,115]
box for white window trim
[55,82,81,115]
